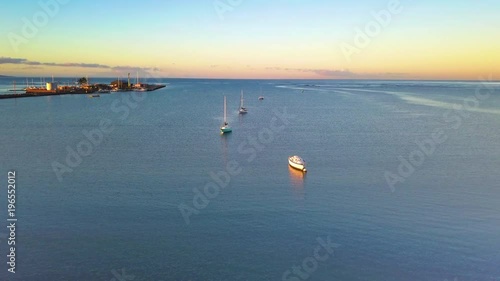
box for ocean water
[0,78,500,281]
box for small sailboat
[134,71,147,91]
[288,155,307,172]
[239,90,248,114]
[220,96,232,134]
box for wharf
[0,84,166,100]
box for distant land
[0,75,12,78]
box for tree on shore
[77,77,88,85]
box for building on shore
[110,80,129,90]
[46,82,58,91]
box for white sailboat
[239,90,248,114]
[258,86,264,100]
[134,71,147,91]
[220,96,232,134]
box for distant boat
[288,155,307,172]
[220,96,232,134]
[239,90,248,114]
[98,89,110,93]
[258,96,264,100]
[133,71,148,91]
[88,94,100,98]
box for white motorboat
[288,155,307,172]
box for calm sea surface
[1,78,500,281]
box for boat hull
[288,156,307,172]
[221,127,232,134]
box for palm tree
[77,77,87,85]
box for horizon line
[1,76,498,82]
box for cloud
[266,66,356,78]
[0,57,111,68]
[264,67,411,79]
[0,56,158,72]
[61,63,109,68]
[382,72,409,77]
[112,65,142,72]
[22,66,44,70]
[265,67,282,71]
[309,69,355,77]
[0,57,29,64]
[111,65,161,73]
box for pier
[0,82,166,100]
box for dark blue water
[1,78,500,281]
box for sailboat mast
[224,96,227,123]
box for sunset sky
[1,0,499,79]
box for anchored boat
[288,155,307,172]
[258,85,264,100]
[220,96,232,134]
[239,90,248,114]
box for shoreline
[0,84,166,100]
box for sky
[0,0,499,79]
